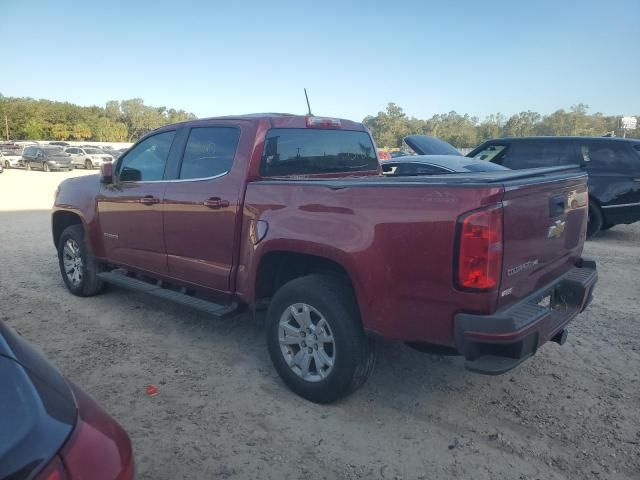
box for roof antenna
[304,88,313,116]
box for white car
[65,147,113,169]
[0,150,24,169]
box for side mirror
[100,162,114,184]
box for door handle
[139,195,160,205]
[203,197,229,209]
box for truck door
[162,123,245,293]
[97,130,177,276]
[580,139,640,224]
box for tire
[26,162,31,171]
[265,274,375,403]
[43,162,50,172]
[57,224,105,297]
[587,201,603,238]
[85,159,93,170]
[4,161,9,169]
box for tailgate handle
[549,195,566,217]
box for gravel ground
[0,168,638,479]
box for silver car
[1,150,24,168]
[65,147,113,169]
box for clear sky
[2,0,639,121]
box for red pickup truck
[52,114,597,403]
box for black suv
[468,137,640,237]
[22,145,73,172]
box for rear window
[260,128,378,176]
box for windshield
[85,148,103,154]
[260,128,378,176]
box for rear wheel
[4,161,9,169]
[266,274,375,403]
[587,201,603,238]
[26,162,31,171]
[57,225,105,296]
[85,159,93,170]
[43,162,50,172]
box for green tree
[51,123,70,140]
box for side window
[179,127,240,180]
[633,144,640,158]
[23,147,33,156]
[118,131,176,182]
[502,141,573,169]
[472,144,507,163]
[580,141,638,171]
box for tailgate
[498,172,589,308]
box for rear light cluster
[305,116,342,129]
[455,205,503,290]
[37,383,134,480]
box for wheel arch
[52,210,84,249]
[254,250,358,308]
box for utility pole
[4,115,8,141]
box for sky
[1,0,639,121]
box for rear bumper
[454,259,597,375]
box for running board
[97,270,238,318]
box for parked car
[0,319,134,479]
[22,146,73,171]
[53,114,597,403]
[49,141,71,147]
[1,150,23,168]
[382,155,510,176]
[65,147,114,169]
[468,136,640,237]
[404,134,462,156]
[0,161,3,173]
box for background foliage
[1,95,637,147]
[364,103,639,149]
[0,94,195,143]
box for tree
[51,123,70,140]
[71,123,92,140]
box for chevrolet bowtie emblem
[547,220,566,239]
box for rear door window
[179,127,240,180]
[118,131,176,182]
[260,128,377,176]
[502,140,574,169]
[580,141,638,171]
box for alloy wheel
[62,238,84,286]
[278,303,335,382]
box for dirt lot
[0,168,638,480]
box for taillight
[305,116,341,128]
[36,456,69,480]
[455,205,503,290]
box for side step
[97,270,238,318]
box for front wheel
[4,161,9,169]
[43,162,50,172]
[57,225,105,296]
[265,274,375,403]
[26,162,31,171]
[85,159,93,170]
